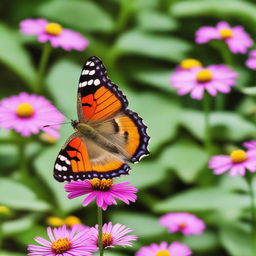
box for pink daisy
[90,222,137,249]
[170,64,238,100]
[246,50,256,70]
[136,241,192,256]
[160,212,205,236]
[209,148,256,176]
[28,225,97,256]
[0,92,64,138]
[64,178,137,211]
[243,140,256,154]
[20,18,89,51]
[196,21,253,54]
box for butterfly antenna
[43,121,72,128]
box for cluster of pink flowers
[209,141,256,176]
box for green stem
[18,143,28,183]
[245,173,256,255]
[0,221,3,249]
[203,93,211,154]
[35,43,52,94]
[97,207,104,256]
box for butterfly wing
[54,132,130,182]
[77,56,128,123]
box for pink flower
[0,92,64,138]
[160,212,205,236]
[136,241,192,256]
[209,148,256,176]
[64,178,137,211]
[90,222,137,249]
[20,18,88,51]
[28,225,97,256]
[170,64,238,100]
[196,21,253,54]
[243,140,256,154]
[246,50,256,70]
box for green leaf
[160,139,209,183]
[136,10,178,32]
[0,23,36,90]
[182,230,219,252]
[154,187,249,214]
[111,211,165,238]
[0,178,49,211]
[115,30,191,62]
[3,214,38,236]
[181,110,256,141]
[220,223,252,256]
[241,86,256,96]
[126,91,181,152]
[0,252,25,256]
[38,0,113,32]
[171,0,256,27]
[46,59,80,118]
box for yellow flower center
[16,103,34,118]
[196,69,212,83]
[180,58,202,70]
[101,233,113,248]
[40,133,57,144]
[45,23,62,36]
[230,149,248,163]
[156,250,171,256]
[0,206,10,216]
[64,216,82,227]
[51,237,71,254]
[46,216,64,227]
[219,28,233,39]
[178,223,187,229]
[90,178,114,191]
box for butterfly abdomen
[76,123,129,160]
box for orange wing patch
[81,86,122,122]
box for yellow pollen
[90,178,114,191]
[64,216,82,227]
[219,28,233,39]
[230,149,248,163]
[51,238,71,254]
[101,233,113,248]
[156,250,171,256]
[196,69,212,83]
[45,23,62,36]
[46,216,64,227]
[180,58,202,70]
[178,223,187,229]
[40,133,57,144]
[16,103,34,118]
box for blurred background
[1,0,256,255]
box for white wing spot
[88,79,93,85]
[82,69,89,75]
[81,81,87,87]
[90,62,95,66]
[94,79,100,86]
[86,61,92,66]
[66,160,70,165]
[89,70,95,75]
[60,156,66,161]
[62,166,68,171]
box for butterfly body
[54,56,150,182]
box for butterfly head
[71,120,79,129]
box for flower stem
[245,173,256,255]
[18,142,28,183]
[203,93,211,154]
[35,42,52,94]
[97,207,104,256]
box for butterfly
[54,56,150,182]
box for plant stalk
[97,207,104,256]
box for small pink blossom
[160,212,205,236]
[28,225,97,256]
[196,21,253,54]
[20,18,88,51]
[64,179,137,211]
[136,241,192,256]
[246,50,256,70]
[209,149,256,176]
[0,92,64,138]
[243,140,256,154]
[170,64,238,100]
[90,222,137,249]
